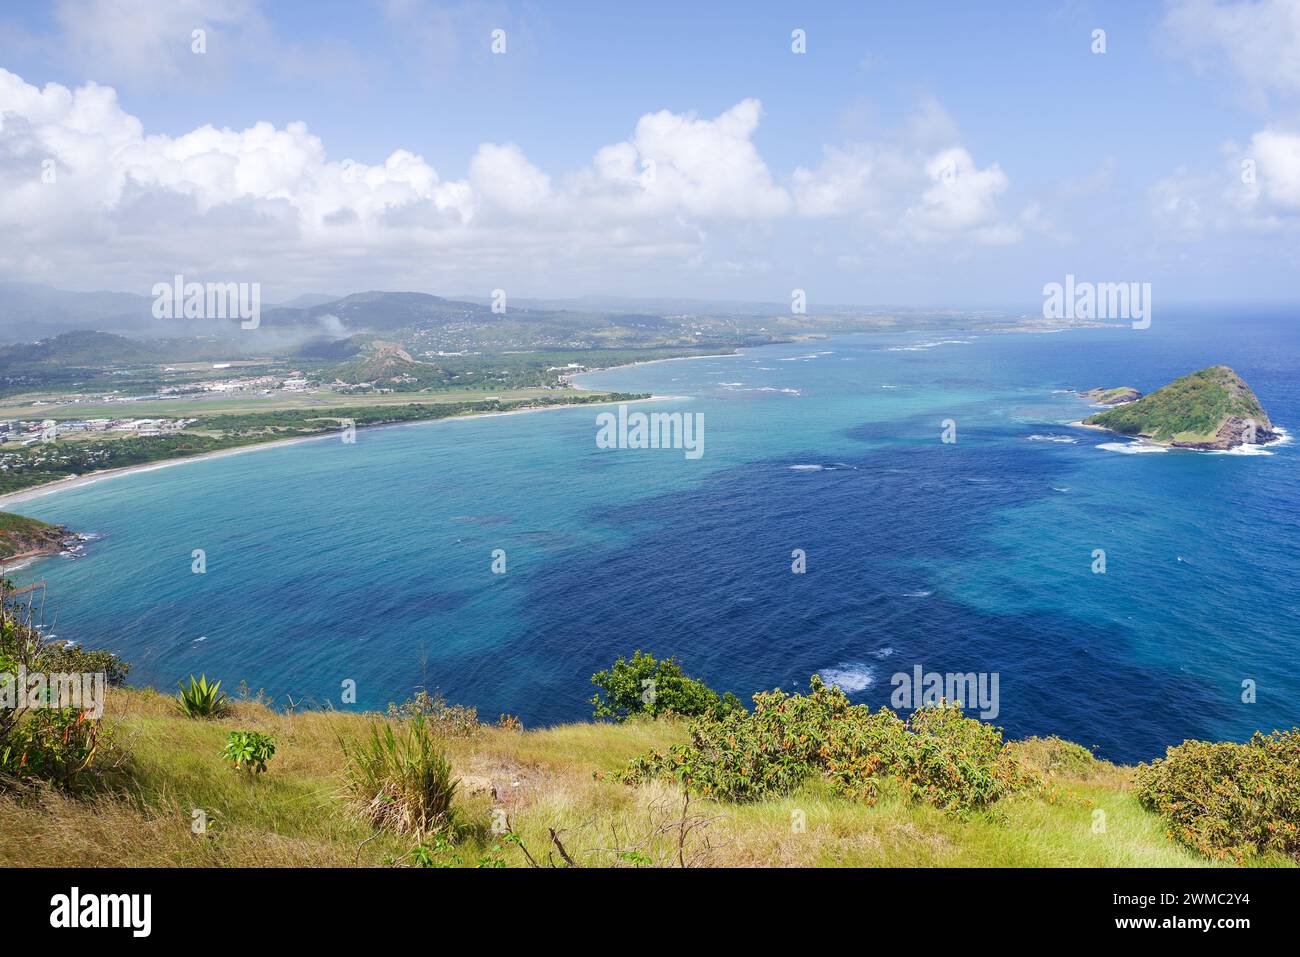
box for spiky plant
[176,674,228,719]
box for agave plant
[176,674,228,718]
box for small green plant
[343,714,459,837]
[590,650,743,722]
[177,674,228,719]
[1136,729,1300,862]
[220,730,276,774]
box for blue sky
[0,0,1298,307]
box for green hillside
[1084,365,1275,448]
[0,511,66,560]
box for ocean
[10,307,1299,763]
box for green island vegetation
[1084,365,1276,448]
[1,625,1295,867]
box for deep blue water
[10,307,1299,762]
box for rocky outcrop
[1079,386,1141,405]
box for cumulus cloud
[0,67,1021,293]
[791,111,1021,245]
[1243,129,1300,211]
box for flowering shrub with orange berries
[620,675,1035,816]
[1136,729,1300,862]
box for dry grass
[0,689,1283,868]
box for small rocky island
[1080,365,1278,450]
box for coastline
[1068,418,1292,452]
[0,391,679,510]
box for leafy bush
[622,675,1032,815]
[1136,730,1300,862]
[220,731,276,774]
[38,645,130,687]
[385,689,480,737]
[0,584,121,792]
[343,715,459,837]
[177,674,228,719]
[590,651,743,722]
[0,707,109,790]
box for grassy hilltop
[1,646,1296,869]
[0,686,1229,868]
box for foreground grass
[0,688,1287,868]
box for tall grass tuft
[343,714,459,838]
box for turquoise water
[11,308,1299,761]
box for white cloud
[792,132,1020,245]
[1163,0,1300,105]
[905,148,1016,243]
[53,0,269,86]
[1245,128,1300,210]
[0,67,1022,293]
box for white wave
[789,464,824,471]
[901,589,933,598]
[886,338,974,352]
[1206,444,1274,456]
[1097,441,1169,454]
[1051,486,1070,493]
[820,664,875,692]
[871,647,894,660]
[1026,434,1078,444]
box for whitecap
[1097,441,1168,454]
[1026,434,1078,444]
[788,464,824,471]
[820,664,875,692]
[871,647,894,660]
[1205,444,1273,456]
[901,589,933,598]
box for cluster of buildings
[157,370,311,396]
[0,417,194,445]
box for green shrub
[219,731,276,774]
[343,715,459,837]
[622,675,1032,815]
[39,645,130,687]
[177,674,228,719]
[385,689,480,737]
[591,650,743,722]
[1136,730,1300,862]
[0,707,109,791]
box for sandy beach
[0,392,681,510]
